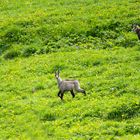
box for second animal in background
[132,24,140,40]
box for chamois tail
[74,81,86,95]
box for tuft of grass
[22,46,38,57]
[107,102,140,120]
[4,50,21,60]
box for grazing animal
[132,24,140,40]
[55,70,86,100]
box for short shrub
[4,50,20,60]
[125,124,140,135]
[39,46,52,54]
[22,46,37,57]
[115,33,138,48]
[86,25,119,39]
[93,60,102,66]
[41,113,57,121]
[0,42,11,54]
[3,26,21,43]
[2,26,35,45]
[107,102,140,120]
[32,84,45,93]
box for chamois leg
[70,90,75,98]
[60,92,64,100]
[80,89,86,95]
[77,88,86,96]
[57,90,61,97]
[83,90,86,96]
[138,35,140,40]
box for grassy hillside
[0,0,140,139]
[1,0,140,58]
[0,48,140,139]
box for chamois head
[132,24,140,40]
[55,70,60,79]
[132,24,139,32]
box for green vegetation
[0,0,140,139]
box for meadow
[0,0,140,139]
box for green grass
[0,48,140,139]
[0,0,140,139]
[1,0,140,58]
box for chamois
[55,70,86,100]
[132,24,140,40]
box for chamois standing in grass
[132,24,140,40]
[55,70,86,100]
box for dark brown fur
[133,25,140,40]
